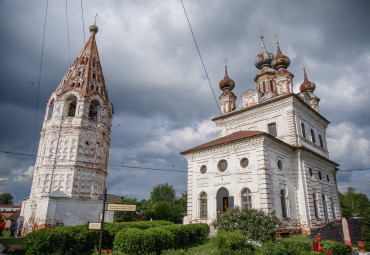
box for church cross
[224,58,228,68]
[274,34,279,44]
[94,13,99,25]
[260,28,263,38]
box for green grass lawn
[280,234,312,242]
[0,230,25,246]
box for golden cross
[274,34,279,44]
[260,28,263,38]
[224,58,228,68]
[94,13,99,25]
[301,60,305,70]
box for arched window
[269,80,274,91]
[47,99,54,120]
[281,189,288,218]
[313,193,319,219]
[65,96,77,117]
[322,194,328,223]
[330,197,336,219]
[199,192,207,219]
[311,129,316,143]
[88,100,100,121]
[301,123,306,138]
[241,188,252,209]
[262,81,266,93]
[319,135,324,148]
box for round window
[200,165,207,174]
[240,158,249,168]
[318,171,322,180]
[277,160,282,170]
[309,168,313,176]
[218,159,228,172]
[326,174,329,182]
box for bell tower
[21,24,114,231]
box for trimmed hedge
[261,241,312,255]
[113,223,209,254]
[24,221,174,255]
[321,240,352,255]
[24,225,101,255]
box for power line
[1,150,369,175]
[180,0,221,114]
[32,0,48,165]
[65,0,71,66]
[80,0,86,43]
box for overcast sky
[0,0,369,204]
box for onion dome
[254,33,274,69]
[300,67,316,92]
[89,24,99,33]
[219,61,235,91]
[271,36,290,70]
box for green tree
[150,183,176,203]
[0,193,13,205]
[339,187,370,218]
[143,184,187,223]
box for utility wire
[197,0,223,63]
[81,0,86,43]
[32,0,48,165]
[1,150,369,174]
[180,0,221,114]
[65,0,71,66]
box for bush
[260,241,312,255]
[214,207,280,243]
[217,230,255,254]
[182,223,209,245]
[24,225,101,255]
[321,240,352,255]
[113,227,174,254]
[161,224,189,248]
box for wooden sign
[342,217,352,247]
[106,194,123,204]
[88,222,101,230]
[107,204,136,211]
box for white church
[21,24,113,232]
[181,34,342,234]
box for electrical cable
[81,0,86,43]
[32,0,48,165]
[65,0,71,66]
[180,0,221,114]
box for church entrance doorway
[216,187,233,214]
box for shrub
[321,240,352,255]
[183,223,209,244]
[260,241,312,255]
[217,230,254,254]
[25,225,101,255]
[214,207,280,243]
[113,227,174,254]
[161,224,189,248]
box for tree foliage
[0,193,13,205]
[150,183,176,204]
[339,187,369,218]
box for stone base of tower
[21,195,113,235]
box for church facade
[21,24,113,233]
[181,34,341,234]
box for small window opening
[277,160,282,170]
[319,135,323,148]
[78,71,82,77]
[268,123,277,137]
[77,82,81,87]
[67,100,77,117]
[301,123,306,138]
[93,73,96,80]
[96,86,99,92]
[313,193,319,218]
[262,81,266,93]
[91,85,94,90]
[269,80,274,91]
[311,129,316,143]
[318,171,322,180]
[88,100,100,121]
[93,61,96,67]
[309,168,313,176]
[326,174,330,182]
[86,141,89,145]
